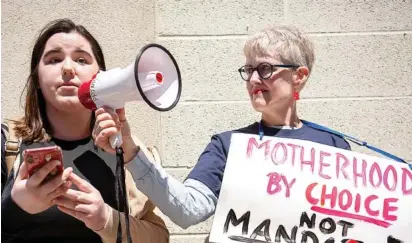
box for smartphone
[23,145,64,178]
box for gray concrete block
[288,0,412,32]
[305,33,412,98]
[157,0,284,35]
[126,102,160,149]
[158,38,249,101]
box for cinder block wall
[2,1,411,242]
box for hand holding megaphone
[78,44,182,149]
[92,107,135,159]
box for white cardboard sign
[209,133,411,243]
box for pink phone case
[23,146,64,178]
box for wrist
[121,136,140,163]
[94,203,111,232]
[11,187,39,215]
[123,146,139,164]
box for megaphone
[78,43,182,148]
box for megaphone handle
[109,131,123,149]
[104,107,123,149]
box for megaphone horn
[78,43,182,148]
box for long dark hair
[14,18,106,142]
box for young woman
[1,18,168,243]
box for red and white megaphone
[78,43,182,148]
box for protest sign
[209,133,410,243]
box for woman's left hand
[53,173,110,231]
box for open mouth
[252,89,268,95]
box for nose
[249,70,262,85]
[63,68,75,77]
[62,59,75,79]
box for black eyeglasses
[238,62,299,81]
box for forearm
[95,204,169,243]
[125,151,217,229]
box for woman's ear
[293,66,310,91]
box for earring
[293,91,300,100]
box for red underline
[311,206,391,228]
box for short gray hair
[243,25,315,72]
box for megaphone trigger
[109,131,123,149]
[105,107,124,149]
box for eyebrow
[42,48,62,59]
[43,47,93,59]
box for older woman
[1,19,168,243]
[94,25,350,230]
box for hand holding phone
[23,146,64,179]
[11,147,72,215]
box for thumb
[16,162,29,181]
[116,108,126,122]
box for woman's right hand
[11,161,73,214]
